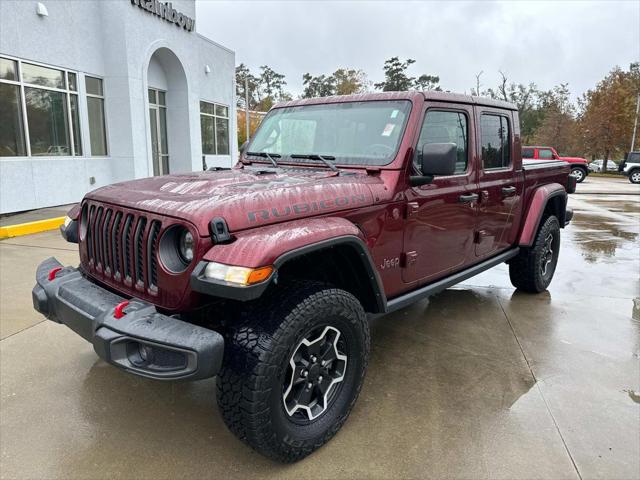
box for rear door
[474,108,522,257]
[402,103,478,284]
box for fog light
[138,343,154,363]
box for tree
[472,70,483,96]
[532,84,577,155]
[302,68,370,98]
[258,65,287,110]
[333,68,369,95]
[374,57,440,92]
[577,63,640,168]
[302,73,337,98]
[414,74,441,91]
[478,71,551,144]
[235,63,260,110]
[236,64,291,111]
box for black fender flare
[272,235,387,313]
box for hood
[85,167,378,236]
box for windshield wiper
[246,151,280,168]
[290,154,339,172]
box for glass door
[148,88,168,175]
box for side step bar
[385,248,520,313]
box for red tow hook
[113,300,130,320]
[48,267,63,281]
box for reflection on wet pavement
[1,193,638,480]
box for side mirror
[410,143,457,186]
[239,140,249,155]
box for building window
[86,76,107,156]
[480,114,511,169]
[200,101,229,155]
[0,56,82,157]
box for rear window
[538,149,554,160]
[522,148,534,159]
[480,114,511,169]
[628,152,640,163]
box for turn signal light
[247,266,274,284]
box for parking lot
[1,176,638,479]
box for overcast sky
[196,0,640,99]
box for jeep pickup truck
[33,92,575,462]
[522,145,589,183]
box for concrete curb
[0,217,65,239]
[574,191,639,196]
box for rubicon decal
[248,194,368,223]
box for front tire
[571,167,586,183]
[216,282,370,463]
[629,169,640,184]
[509,215,561,293]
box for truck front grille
[81,202,162,296]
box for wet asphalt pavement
[1,177,638,479]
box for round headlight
[178,230,194,263]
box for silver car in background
[588,159,619,173]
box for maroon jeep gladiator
[33,91,575,462]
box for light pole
[631,94,639,152]
[245,77,250,143]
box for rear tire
[629,169,640,184]
[509,215,561,293]
[570,167,586,183]
[216,281,369,463]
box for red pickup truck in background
[522,146,589,183]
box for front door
[474,109,521,257]
[148,88,169,176]
[402,105,478,284]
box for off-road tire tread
[216,280,369,463]
[509,215,560,293]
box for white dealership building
[0,0,237,214]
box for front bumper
[32,257,224,381]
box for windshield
[246,100,412,166]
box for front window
[415,110,468,174]
[522,148,534,159]
[247,100,412,166]
[0,56,82,157]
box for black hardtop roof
[275,91,517,111]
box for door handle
[459,193,479,203]
[501,186,517,196]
